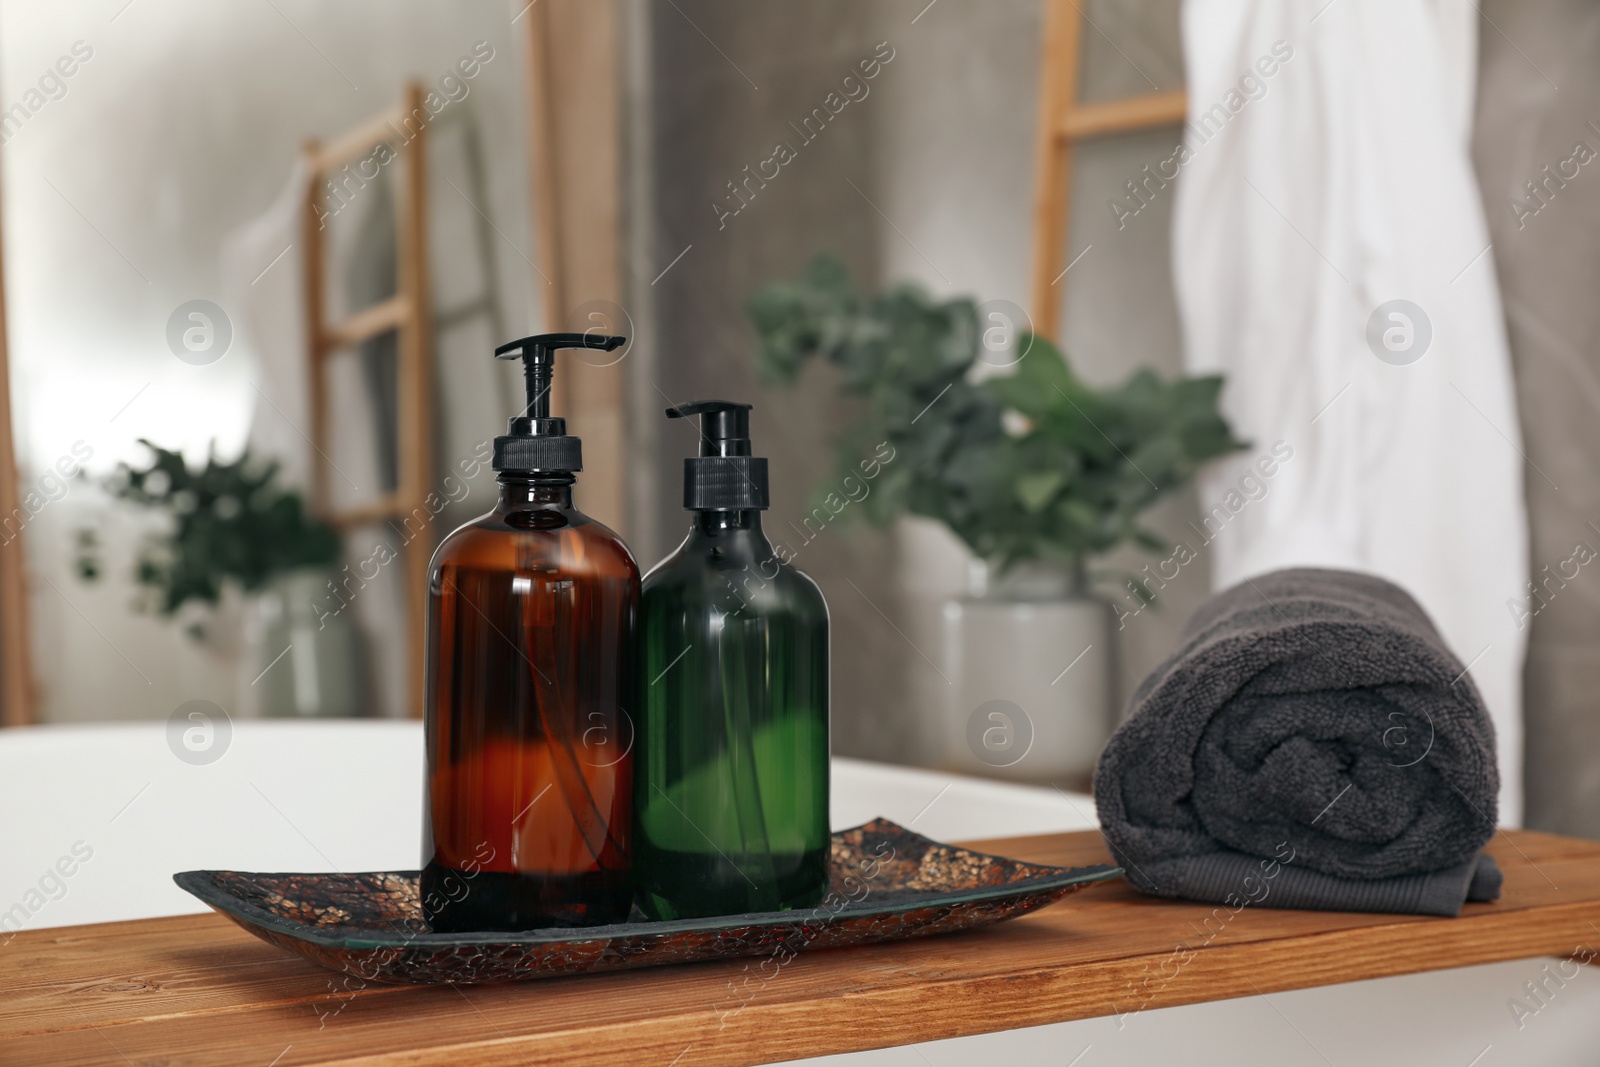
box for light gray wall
[632,0,910,758]
[2,0,536,722]
[1474,0,1600,837]
[635,0,1212,768]
[868,0,1209,755]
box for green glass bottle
[635,401,829,919]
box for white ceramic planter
[238,567,367,718]
[941,563,1113,787]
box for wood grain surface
[5,828,1598,1066]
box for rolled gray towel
[1095,567,1501,917]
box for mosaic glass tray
[174,818,1120,985]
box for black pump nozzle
[666,400,753,458]
[666,399,768,511]
[496,332,625,422]
[491,332,626,473]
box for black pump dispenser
[666,400,769,510]
[492,333,625,473]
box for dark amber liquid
[422,475,638,931]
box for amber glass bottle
[422,333,638,932]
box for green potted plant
[748,257,1245,783]
[77,441,366,718]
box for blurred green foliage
[78,441,340,616]
[747,256,1246,574]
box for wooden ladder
[301,81,435,719]
[1029,0,1188,340]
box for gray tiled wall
[1475,0,1600,836]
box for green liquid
[635,514,830,920]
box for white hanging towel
[220,159,390,499]
[220,160,316,493]
[1171,0,1529,824]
